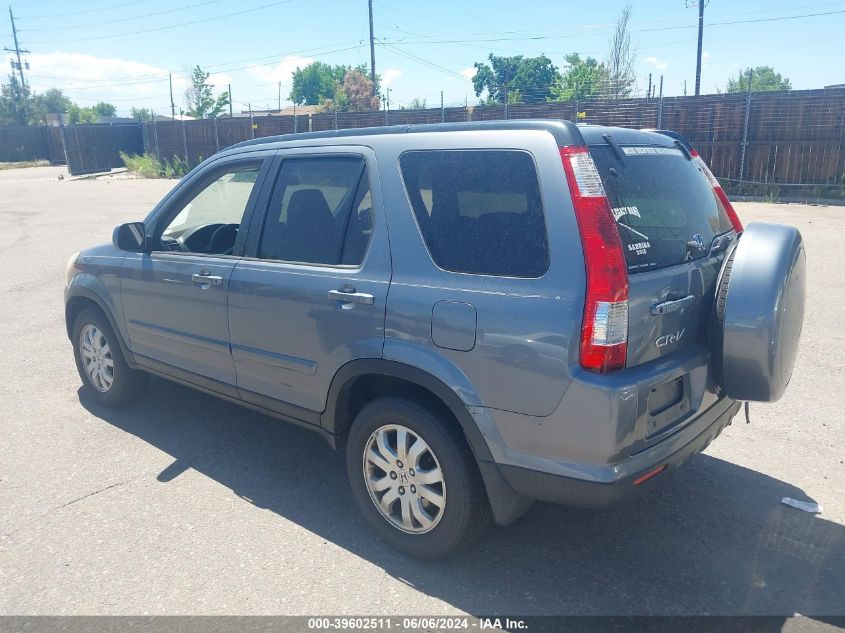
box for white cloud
[245,55,314,85]
[27,51,170,107]
[381,68,402,87]
[644,56,668,71]
[459,67,477,79]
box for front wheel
[72,308,148,406]
[346,397,491,558]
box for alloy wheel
[79,324,114,392]
[362,424,446,534]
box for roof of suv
[230,119,682,152]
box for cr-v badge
[656,328,686,347]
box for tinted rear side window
[400,150,548,277]
[590,145,733,272]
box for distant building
[45,113,137,126]
[219,105,321,118]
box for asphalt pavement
[0,166,842,615]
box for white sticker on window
[612,205,641,221]
[627,241,651,256]
[622,146,683,156]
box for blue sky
[5,0,843,115]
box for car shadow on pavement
[80,378,844,616]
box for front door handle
[328,288,374,305]
[651,294,695,315]
[191,272,223,288]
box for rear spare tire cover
[717,222,805,402]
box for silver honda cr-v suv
[65,120,805,558]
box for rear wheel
[346,397,491,558]
[72,308,148,406]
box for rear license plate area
[646,375,691,437]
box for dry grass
[0,160,50,170]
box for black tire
[72,307,148,406]
[346,397,491,559]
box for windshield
[590,145,734,273]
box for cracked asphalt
[0,166,843,616]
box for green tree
[472,54,560,104]
[290,61,348,105]
[91,101,117,117]
[0,74,34,125]
[604,4,637,99]
[66,104,99,124]
[31,88,73,123]
[550,54,607,101]
[726,66,792,93]
[130,107,155,122]
[289,62,378,106]
[184,65,230,119]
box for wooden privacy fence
[142,88,845,190]
[3,88,843,187]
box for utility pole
[169,73,175,118]
[4,7,29,88]
[278,81,282,112]
[693,0,706,96]
[647,73,652,100]
[228,84,233,117]
[368,0,376,96]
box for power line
[374,7,845,46]
[16,0,156,20]
[18,0,225,33]
[24,0,299,45]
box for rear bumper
[494,397,740,510]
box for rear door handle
[191,272,223,287]
[327,288,374,305]
[651,294,695,315]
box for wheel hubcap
[79,324,114,393]
[362,424,446,534]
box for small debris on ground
[781,497,822,514]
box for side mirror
[113,222,149,253]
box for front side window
[159,163,262,255]
[400,150,549,277]
[258,157,370,266]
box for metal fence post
[334,110,338,130]
[182,118,189,164]
[738,93,752,186]
[657,96,664,128]
[59,123,70,171]
[153,119,160,162]
[213,116,220,153]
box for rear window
[590,145,734,272]
[400,150,548,277]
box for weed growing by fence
[120,152,189,179]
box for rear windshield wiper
[674,139,693,161]
[602,134,626,164]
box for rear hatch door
[588,140,736,368]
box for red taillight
[560,146,629,373]
[690,149,743,233]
